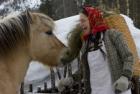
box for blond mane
[0,12,31,57]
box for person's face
[79,13,90,33]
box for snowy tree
[0,0,41,16]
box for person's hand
[57,77,74,92]
[113,76,129,93]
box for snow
[24,14,140,92]
[0,4,4,9]
[24,61,50,83]
[121,14,140,57]
[53,15,80,46]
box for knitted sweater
[103,29,134,82]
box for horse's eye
[45,30,53,35]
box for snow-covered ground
[24,14,140,92]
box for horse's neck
[0,49,31,94]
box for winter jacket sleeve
[110,29,134,80]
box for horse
[0,11,65,94]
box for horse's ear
[25,10,33,23]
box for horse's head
[28,12,65,67]
[0,11,65,67]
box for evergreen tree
[39,0,52,17]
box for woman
[59,6,134,94]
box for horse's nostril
[60,57,71,66]
[57,58,65,67]
[45,30,53,35]
[60,58,64,63]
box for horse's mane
[0,11,31,56]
